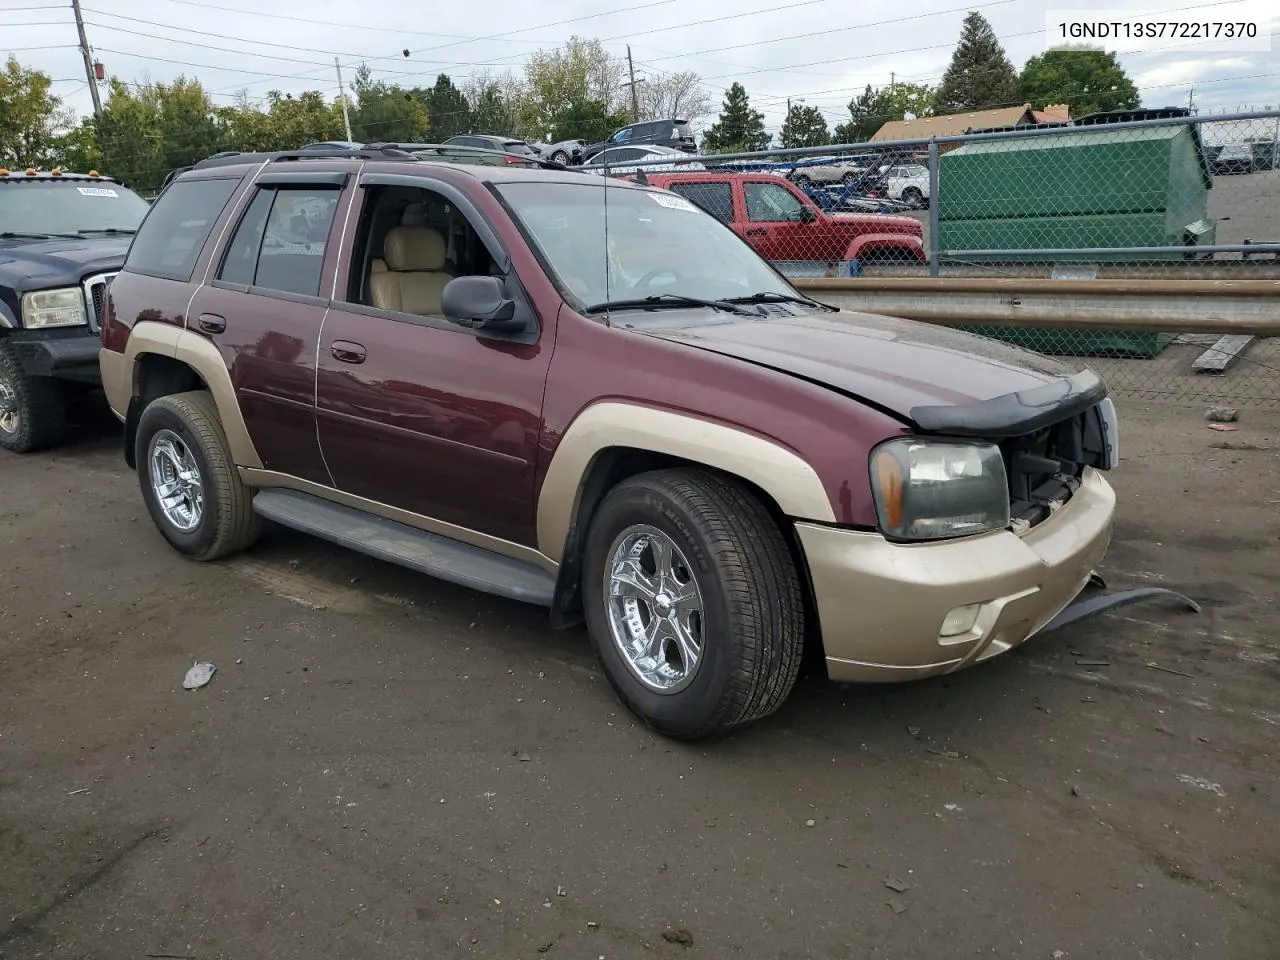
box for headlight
[870,439,1010,541]
[21,288,87,329]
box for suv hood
[0,236,131,290]
[828,212,921,236]
[639,310,1075,424]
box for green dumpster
[939,122,1214,356]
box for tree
[636,71,711,124]
[349,64,428,143]
[421,74,471,139]
[0,56,72,169]
[523,37,626,139]
[701,83,770,153]
[549,99,630,144]
[463,71,526,137]
[1019,46,1138,118]
[260,90,345,149]
[779,103,829,148]
[935,12,1021,113]
[833,82,936,143]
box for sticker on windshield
[650,193,698,212]
[76,186,119,198]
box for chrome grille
[82,271,117,334]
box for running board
[251,489,556,606]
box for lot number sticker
[77,186,119,197]
[650,193,698,212]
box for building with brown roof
[869,103,1070,143]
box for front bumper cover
[7,333,101,383]
[799,466,1118,682]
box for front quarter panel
[535,309,910,559]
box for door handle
[330,340,366,364]
[197,313,226,334]
[746,228,767,236]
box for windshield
[498,180,798,310]
[0,180,151,236]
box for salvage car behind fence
[605,108,1280,410]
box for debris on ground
[1146,662,1196,679]
[586,921,599,930]
[1208,423,1239,432]
[538,942,554,954]
[516,750,531,762]
[661,928,694,947]
[1206,407,1238,422]
[182,661,216,690]
[906,725,922,737]
[556,885,567,897]
[1075,659,1111,667]
[888,900,908,914]
[1071,785,1082,798]
[883,876,910,893]
[1176,774,1226,798]
[805,819,816,827]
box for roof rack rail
[369,142,571,171]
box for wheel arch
[538,403,834,635]
[121,320,261,471]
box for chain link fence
[603,108,1280,410]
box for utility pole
[71,0,102,117]
[1187,87,1195,112]
[334,57,354,142]
[890,71,895,86]
[625,46,642,122]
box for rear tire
[550,150,569,164]
[581,469,805,740]
[0,341,68,454]
[135,390,261,561]
[902,187,924,208]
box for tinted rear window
[125,177,240,281]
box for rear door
[665,179,737,230]
[187,171,349,484]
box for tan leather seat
[369,226,451,315]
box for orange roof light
[25,168,37,176]
[0,168,9,177]
[88,170,100,177]
[51,168,63,176]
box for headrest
[400,202,429,227]
[370,258,388,273]
[383,226,446,271]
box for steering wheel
[637,266,683,287]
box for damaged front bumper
[799,467,1120,683]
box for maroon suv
[100,147,1118,739]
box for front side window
[0,180,151,239]
[743,182,806,223]
[124,177,240,281]
[611,128,632,144]
[498,180,796,312]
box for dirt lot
[2,400,1278,960]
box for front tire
[135,391,261,561]
[902,186,924,208]
[0,341,67,454]
[550,150,570,164]
[582,469,805,740]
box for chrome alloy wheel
[149,429,204,532]
[604,525,705,693]
[0,372,18,435]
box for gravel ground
[2,400,1278,960]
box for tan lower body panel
[797,467,1116,683]
[98,348,132,422]
[122,321,263,469]
[240,468,559,575]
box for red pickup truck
[642,171,925,268]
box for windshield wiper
[720,291,835,311]
[0,231,78,240]
[583,294,756,317]
[77,227,136,235]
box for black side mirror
[441,276,524,332]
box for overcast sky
[4,0,1277,135]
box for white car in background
[884,163,930,207]
[580,145,706,175]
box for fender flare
[844,234,926,262]
[123,319,262,469]
[536,402,836,563]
